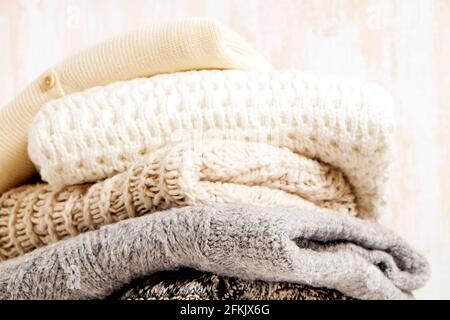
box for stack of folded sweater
[0,18,430,300]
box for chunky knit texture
[0,141,355,261]
[28,70,394,219]
[0,205,429,300]
[0,18,270,194]
[112,268,353,300]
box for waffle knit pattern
[113,268,353,300]
[0,141,356,261]
[0,204,429,300]
[0,18,270,194]
[29,70,394,219]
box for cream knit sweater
[1,141,355,261]
[0,18,270,194]
[29,70,394,219]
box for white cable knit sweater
[28,70,394,219]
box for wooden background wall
[0,0,449,299]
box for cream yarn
[28,70,394,219]
[1,141,355,261]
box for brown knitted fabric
[0,140,356,261]
[113,268,353,300]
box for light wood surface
[1,0,449,299]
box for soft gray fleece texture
[0,204,429,300]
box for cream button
[41,74,56,91]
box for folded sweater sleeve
[0,205,429,300]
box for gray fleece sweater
[0,204,429,300]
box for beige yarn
[0,141,356,261]
[28,70,394,219]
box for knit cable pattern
[1,141,355,261]
[28,70,394,219]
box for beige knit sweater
[0,141,355,261]
[0,18,270,194]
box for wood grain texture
[0,0,449,299]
